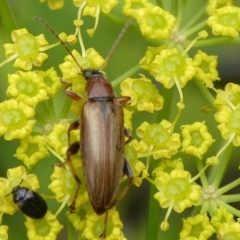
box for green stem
[216,177,240,195]
[208,142,234,188]
[194,160,209,188]
[193,80,215,107]
[102,13,140,34]
[145,169,160,240]
[47,98,56,123]
[185,19,207,38]
[59,97,72,119]
[176,0,186,29]
[181,3,207,32]
[170,0,178,19]
[111,64,141,87]
[216,199,240,217]
[221,194,240,203]
[190,36,234,47]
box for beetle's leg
[124,127,132,144]
[116,96,131,105]
[61,77,84,101]
[55,120,82,212]
[67,120,80,146]
[100,210,108,240]
[112,159,133,205]
[65,141,82,212]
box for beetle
[34,17,133,238]
[7,181,47,219]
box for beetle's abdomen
[81,100,125,214]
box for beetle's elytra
[10,186,47,219]
[34,16,133,238]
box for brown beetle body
[63,70,133,238]
[34,17,133,239]
[81,82,125,214]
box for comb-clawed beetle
[34,16,133,238]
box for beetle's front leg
[61,77,85,101]
[116,96,131,105]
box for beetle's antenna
[101,18,133,69]
[33,16,84,72]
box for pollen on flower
[48,157,84,209]
[180,214,215,240]
[37,68,62,97]
[207,0,233,15]
[122,0,154,18]
[25,211,63,240]
[120,77,164,113]
[193,50,220,86]
[7,71,48,106]
[214,82,240,109]
[215,105,240,146]
[207,6,240,37]
[82,208,125,240]
[140,47,196,89]
[0,99,35,140]
[154,169,201,213]
[152,158,184,178]
[181,121,215,159]
[136,120,181,159]
[139,7,176,39]
[3,29,49,70]
[14,135,49,168]
[218,222,240,239]
[47,122,79,157]
[211,207,235,233]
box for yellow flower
[59,48,105,79]
[136,120,181,159]
[7,71,48,106]
[47,122,79,157]
[181,121,215,159]
[0,99,35,140]
[140,47,196,89]
[193,50,220,87]
[39,0,64,10]
[3,29,49,70]
[25,211,63,240]
[82,208,126,240]
[180,214,215,240]
[37,68,62,97]
[154,169,201,213]
[120,77,164,113]
[135,6,176,39]
[14,135,49,168]
[0,225,8,240]
[207,6,240,37]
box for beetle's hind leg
[112,159,133,206]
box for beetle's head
[82,68,105,80]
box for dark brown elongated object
[34,16,133,239]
